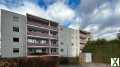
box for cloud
[0,0,75,24]
[84,24,99,33]
[79,0,120,40]
[93,27,120,40]
[93,33,117,40]
[0,0,24,8]
[47,2,75,23]
[0,0,50,19]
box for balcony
[27,51,49,56]
[27,52,48,56]
[80,39,88,44]
[27,31,50,38]
[51,44,58,47]
[51,52,59,55]
[27,21,50,29]
[50,26,58,31]
[50,35,58,39]
[80,34,88,39]
[27,42,49,47]
[80,44,85,49]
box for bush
[0,56,59,67]
[59,57,80,64]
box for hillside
[83,39,120,63]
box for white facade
[0,9,27,58]
[58,26,80,57]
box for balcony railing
[28,31,50,38]
[80,34,88,39]
[50,35,58,39]
[27,52,49,56]
[51,44,58,47]
[27,31,58,39]
[50,26,58,31]
[80,45,85,49]
[28,21,50,29]
[80,39,87,44]
[51,52,59,55]
[27,42,49,46]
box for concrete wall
[0,10,1,56]
[58,26,80,57]
[1,9,27,58]
[84,53,92,63]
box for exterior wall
[58,26,80,57]
[1,9,27,58]
[0,10,1,56]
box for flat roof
[27,14,58,24]
[80,30,90,34]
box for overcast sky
[0,0,120,40]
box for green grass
[83,39,120,63]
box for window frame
[13,48,19,53]
[13,37,19,42]
[13,26,19,32]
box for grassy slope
[83,39,120,63]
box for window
[60,28,63,31]
[13,16,19,22]
[72,43,74,46]
[41,40,46,44]
[13,37,19,42]
[60,49,64,52]
[13,48,19,53]
[28,39,34,43]
[13,27,19,32]
[51,48,57,52]
[61,42,64,45]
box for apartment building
[27,14,59,57]
[58,26,80,57]
[79,30,90,50]
[0,9,90,58]
[0,9,59,58]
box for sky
[0,0,120,40]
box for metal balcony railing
[50,52,59,55]
[27,42,49,46]
[28,22,50,29]
[27,31,50,38]
[51,44,58,47]
[50,35,58,39]
[50,26,58,31]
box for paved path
[59,63,111,67]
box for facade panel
[58,26,80,57]
[1,10,27,58]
